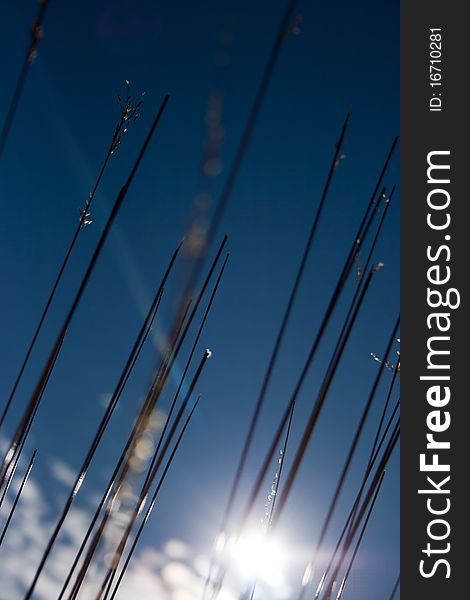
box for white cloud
[0,449,290,600]
[48,458,77,489]
[0,463,239,600]
[164,538,192,560]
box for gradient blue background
[0,1,399,598]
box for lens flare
[230,532,285,587]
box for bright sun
[230,532,285,588]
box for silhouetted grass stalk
[14,93,170,600]
[107,395,202,600]
[0,83,144,432]
[203,109,351,598]
[64,237,226,597]
[23,242,182,596]
[317,424,400,600]
[335,471,386,599]
[387,574,400,600]
[294,317,399,600]
[209,268,376,600]
[0,0,50,160]
[181,0,301,321]
[96,354,209,599]
[57,240,226,599]
[312,400,400,600]
[0,450,36,548]
[70,350,211,600]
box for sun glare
[230,532,286,588]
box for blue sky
[0,1,399,598]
